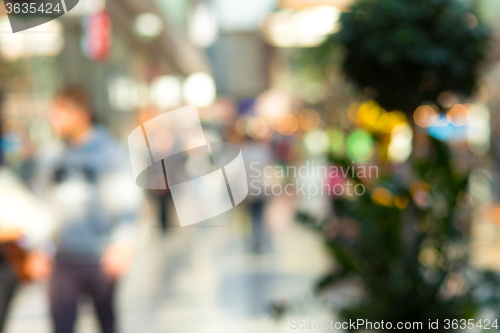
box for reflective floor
[5,194,332,333]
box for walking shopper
[34,86,142,333]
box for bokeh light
[446,104,469,126]
[347,129,374,162]
[182,72,217,108]
[378,111,407,134]
[467,104,491,155]
[150,76,182,109]
[189,2,219,48]
[108,76,140,112]
[246,117,272,139]
[276,113,299,136]
[304,129,329,155]
[357,100,382,130]
[414,105,439,128]
[328,128,345,156]
[371,188,394,207]
[357,100,406,134]
[298,109,321,131]
[260,6,340,47]
[134,13,164,39]
[388,123,413,163]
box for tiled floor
[5,195,333,333]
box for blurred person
[33,86,142,333]
[237,129,275,253]
[152,188,173,234]
[0,161,53,333]
[0,91,52,333]
[0,94,15,333]
[138,105,172,234]
[0,234,17,333]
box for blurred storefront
[0,0,210,169]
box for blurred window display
[0,17,64,59]
[261,6,340,47]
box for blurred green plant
[301,0,490,114]
[295,0,499,332]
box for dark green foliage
[334,0,489,113]
[302,140,476,332]
[295,1,495,331]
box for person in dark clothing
[152,189,173,234]
[49,263,116,333]
[0,247,17,333]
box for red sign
[82,10,112,61]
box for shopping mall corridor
[4,195,332,333]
